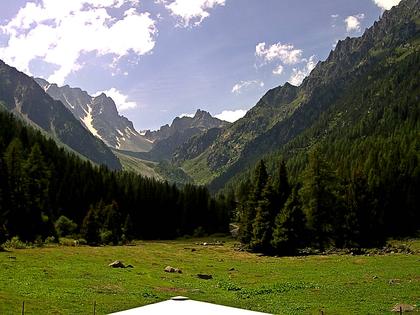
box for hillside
[0,61,121,170]
[177,0,420,190]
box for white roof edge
[108,297,272,315]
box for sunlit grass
[1,239,419,314]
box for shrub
[2,236,31,249]
[55,216,78,237]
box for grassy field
[0,238,419,314]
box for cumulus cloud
[256,42,303,66]
[231,80,264,94]
[272,64,284,75]
[215,109,247,122]
[95,87,138,111]
[288,55,317,86]
[0,0,157,85]
[164,0,226,27]
[344,14,365,33]
[372,0,401,10]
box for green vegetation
[0,111,232,243]
[0,239,419,314]
[113,150,162,180]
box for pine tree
[103,201,122,245]
[23,144,52,239]
[238,160,268,245]
[300,149,337,250]
[3,138,28,240]
[250,183,276,253]
[271,186,306,255]
[122,214,134,242]
[82,205,100,245]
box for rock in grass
[164,266,182,273]
[109,260,125,268]
[197,274,212,280]
[391,303,415,312]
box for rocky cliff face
[35,78,152,152]
[144,109,229,143]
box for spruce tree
[82,205,100,245]
[300,149,337,250]
[238,160,268,245]
[271,186,306,255]
[23,144,52,239]
[250,183,276,253]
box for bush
[100,229,113,245]
[2,236,31,249]
[55,216,78,237]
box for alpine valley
[0,0,419,313]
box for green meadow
[0,239,419,314]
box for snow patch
[82,105,103,141]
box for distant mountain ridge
[137,109,230,161]
[144,109,229,143]
[0,60,121,170]
[35,78,152,152]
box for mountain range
[35,78,153,153]
[0,0,418,189]
[0,61,121,170]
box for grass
[0,238,419,314]
[113,151,162,180]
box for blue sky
[0,0,400,130]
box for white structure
[109,296,271,315]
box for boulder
[391,304,415,312]
[109,260,125,268]
[164,266,182,273]
[197,274,212,280]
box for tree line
[0,111,231,244]
[237,146,419,255]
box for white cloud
[256,42,303,66]
[372,0,401,10]
[215,109,247,123]
[272,64,284,75]
[164,0,225,27]
[231,80,264,94]
[288,55,317,86]
[95,88,138,111]
[0,0,157,85]
[344,14,365,33]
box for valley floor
[0,238,419,314]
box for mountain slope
[180,0,420,190]
[139,109,229,161]
[35,78,152,152]
[0,61,121,170]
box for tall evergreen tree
[250,182,277,253]
[300,149,337,250]
[23,144,53,239]
[271,186,306,255]
[82,205,101,245]
[238,160,268,244]
[3,138,28,240]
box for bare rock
[164,266,182,273]
[391,303,415,312]
[197,274,213,280]
[109,260,125,268]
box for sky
[0,0,401,130]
